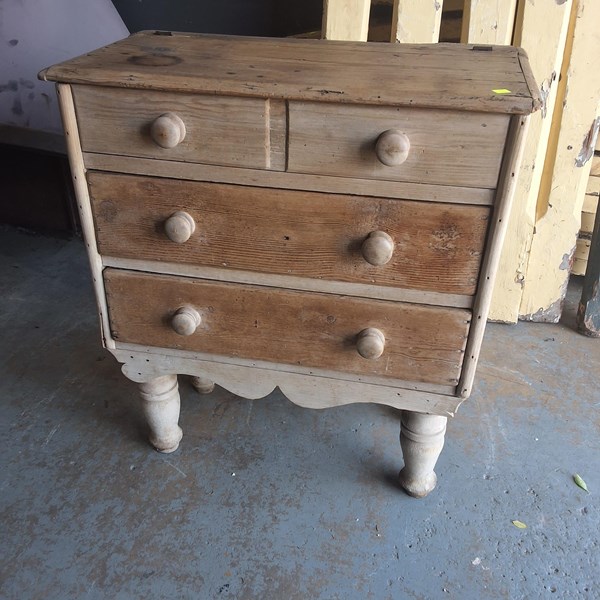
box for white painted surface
[0,0,127,134]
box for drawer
[89,172,490,296]
[72,85,284,170]
[104,269,471,386]
[288,102,509,189]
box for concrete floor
[1,225,599,600]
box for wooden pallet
[321,0,600,323]
[574,153,600,275]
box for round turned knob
[375,129,410,166]
[171,306,201,336]
[356,328,386,360]
[150,112,186,148]
[164,211,196,244]
[361,231,394,266]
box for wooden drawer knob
[164,211,196,244]
[356,328,385,360]
[375,129,410,166]
[361,231,394,266]
[151,112,186,148]
[171,306,201,336]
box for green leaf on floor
[573,474,589,493]
[512,520,527,529]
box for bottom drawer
[104,269,471,386]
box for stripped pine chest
[41,32,539,496]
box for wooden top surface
[40,31,540,114]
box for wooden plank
[55,84,115,350]
[591,155,600,177]
[572,237,591,276]
[461,0,518,45]
[581,211,597,235]
[322,0,371,41]
[586,175,600,196]
[113,341,456,396]
[577,207,600,336]
[391,0,443,44]
[288,101,510,188]
[39,32,539,115]
[519,0,600,321]
[83,152,496,205]
[72,85,283,171]
[102,256,474,309]
[112,346,461,416]
[459,115,529,397]
[88,171,490,296]
[489,0,571,321]
[104,269,471,386]
[583,194,599,214]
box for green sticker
[493,88,512,95]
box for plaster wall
[0,0,128,134]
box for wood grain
[56,84,115,350]
[72,85,284,171]
[104,269,471,386]
[113,347,462,415]
[89,172,490,295]
[40,31,540,115]
[288,102,510,189]
[83,152,496,205]
[459,115,530,397]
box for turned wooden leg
[138,375,183,453]
[190,375,215,394]
[398,411,447,498]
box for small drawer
[89,172,490,296]
[104,269,471,386]
[288,101,509,189]
[72,85,284,170]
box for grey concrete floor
[1,225,599,600]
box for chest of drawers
[41,32,539,497]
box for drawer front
[104,269,471,386]
[89,172,490,296]
[288,102,509,188]
[73,86,281,170]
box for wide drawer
[73,85,282,170]
[288,102,509,189]
[104,269,471,386]
[89,172,490,296]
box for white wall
[0,0,128,134]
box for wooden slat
[571,237,590,277]
[83,152,496,205]
[583,194,599,214]
[577,207,600,336]
[56,84,115,350]
[112,346,461,416]
[322,0,371,41]
[288,101,510,188]
[391,0,444,44]
[489,0,571,321]
[39,32,539,115]
[88,172,490,296]
[102,256,474,309]
[459,115,529,397]
[461,0,518,45]
[519,0,600,321]
[591,155,600,177]
[104,269,471,386]
[586,175,600,196]
[72,86,283,171]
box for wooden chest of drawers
[41,32,539,497]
